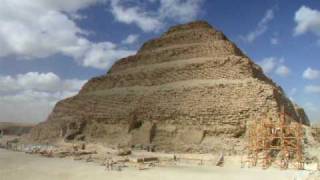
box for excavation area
[0,149,315,180]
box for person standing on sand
[105,157,115,171]
[105,158,111,171]
[110,159,115,171]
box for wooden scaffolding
[243,107,304,170]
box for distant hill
[0,122,35,136]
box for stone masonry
[29,21,310,153]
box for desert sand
[0,149,312,180]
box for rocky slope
[29,21,310,153]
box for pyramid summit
[29,21,309,153]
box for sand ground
[0,149,313,180]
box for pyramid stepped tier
[29,21,310,153]
[81,56,269,92]
[110,23,244,73]
[110,42,243,73]
[138,24,227,52]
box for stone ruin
[29,21,310,153]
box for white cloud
[0,72,86,94]
[241,8,275,43]
[294,6,320,36]
[17,72,60,92]
[122,34,139,44]
[0,0,203,68]
[0,72,87,122]
[259,57,277,73]
[26,0,103,12]
[305,85,320,94]
[83,42,135,69]
[258,57,290,77]
[0,0,135,69]
[158,0,203,22]
[303,67,320,80]
[110,0,163,32]
[289,88,297,96]
[270,37,279,45]
[275,65,290,77]
[109,0,204,32]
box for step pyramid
[30,21,309,153]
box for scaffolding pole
[242,106,304,170]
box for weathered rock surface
[29,21,310,153]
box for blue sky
[0,0,319,123]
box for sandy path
[0,149,310,180]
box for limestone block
[130,121,156,146]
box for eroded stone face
[29,21,310,153]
